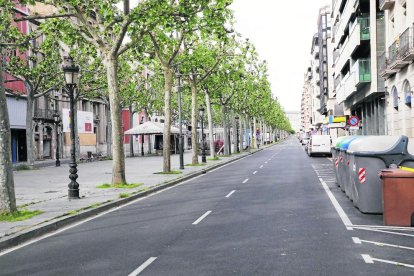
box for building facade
[379,0,414,137]
[286,111,301,133]
[332,0,386,135]
[301,71,314,133]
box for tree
[5,31,62,167]
[146,0,232,172]
[179,36,226,163]
[39,0,159,184]
[0,0,35,213]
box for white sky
[231,0,330,112]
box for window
[403,80,411,107]
[392,86,399,111]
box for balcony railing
[379,0,395,10]
[400,27,414,62]
[33,109,59,121]
[388,39,411,70]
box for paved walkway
[0,148,265,241]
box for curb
[0,144,278,252]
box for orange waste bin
[380,169,414,227]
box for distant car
[307,135,332,157]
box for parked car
[301,137,309,146]
[307,135,332,157]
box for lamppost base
[202,155,207,163]
[68,188,80,199]
[56,160,60,167]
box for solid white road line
[129,257,158,276]
[317,177,353,230]
[226,190,236,198]
[362,254,414,269]
[192,211,212,225]
[350,224,414,231]
[260,165,264,169]
[354,237,414,251]
[353,227,414,237]
[253,171,258,175]
[242,178,249,184]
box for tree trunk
[246,114,251,152]
[104,56,126,184]
[129,105,134,157]
[253,118,257,149]
[162,67,173,172]
[190,78,198,164]
[205,91,215,159]
[239,113,243,152]
[106,103,112,157]
[222,104,229,155]
[25,91,35,167]
[231,110,237,153]
[0,48,17,214]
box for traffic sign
[349,116,360,127]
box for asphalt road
[1,137,413,275]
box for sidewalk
[0,145,274,250]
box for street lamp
[199,107,206,163]
[53,90,61,167]
[235,116,240,153]
[62,56,80,199]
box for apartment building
[310,34,326,134]
[332,0,386,135]
[379,0,414,137]
[301,71,314,133]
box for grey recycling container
[332,136,348,186]
[338,136,357,192]
[341,136,360,200]
[347,135,413,214]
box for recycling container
[340,136,359,199]
[347,135,411,214]
[338,136,357,192]
[380,169,414,227]
[332,136,347,186]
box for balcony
[400,27,414,62]
[379,0,395,10]
[388,40,411,70]
[355,59,371,85]
[359,17,370,40]
[33,109,59,121]
[379,52,398,79]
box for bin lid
[340,136,359,151]
[379,169,414,179]
[334,136,348,149]
[347,136,403,154]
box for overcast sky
[231,0,330,112]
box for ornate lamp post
[235,116,240,153]
[62,56,80,199]
[53,90,61,167]
[199,107,206,163]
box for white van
[307,135,332,157]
